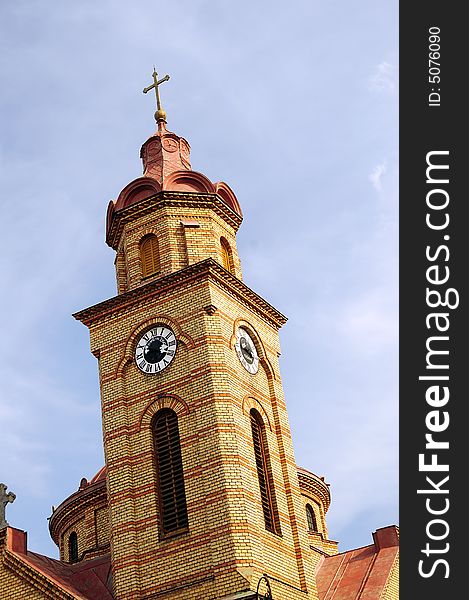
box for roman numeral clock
[135,325,177,374]
[235,326,259,374]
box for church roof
[3,524,398,599]
[316,526,399,600]
[105,115,242,249]
[3,527,114,600]
[89,465,107,484]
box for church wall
[207,281,321,600]
[116,203,241,293]
[61,518,85,562]
[50,479,110,564]
[58,502,110,563]
[297,470,339,558]
[88,279,227,599]
[300,494,328,540]
[0,530,55,600]
[307,531,339,558]
[85,267,320,599]
[0,561,47,600]
[95,506,110,548]
[305,499,325,536]
[115,247,128,294]
[383,556,399,600]
[300,495,339,557]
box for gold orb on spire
[155,109,167,122]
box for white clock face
[235,327,259,374]
[135,326,177,374]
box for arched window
[306,503,318,532]
[250,409,280,534]
[140,235,160,278]
[68,531,78,563]
[220,237,234,274]
[152,409,189,535]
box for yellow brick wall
[303,499,325,537]
[0,530,67,600]
[209,282,322,598]
[55,496,109,563]
[84,267,321,600]
[115,204,242,294]
[61,518,85,562]
[96,506,110,548]
[72,186,334,599]
[0,560,46,600]
[382,555,399,600]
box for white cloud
[369,61,397,93]
[369,161,387,191]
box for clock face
[235,327,259,374]
[135,326,177,374]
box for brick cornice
[106,190,243,249]
[2,549,79,600]
[73,258,287,330]
[297,467,332,513]
[48,479,107,545]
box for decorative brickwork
[49,471,110,563]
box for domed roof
[106,120,242,247]
[89,466,107,485]
[49,466,108,552]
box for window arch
[250,409,280,534]
[220,237,234,274]
[140,234,160,278]
[68,531,78,563]
[306,503,318,532]
[152,409,189,535]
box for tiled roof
[5,528,114,599]
[316,526,399,600]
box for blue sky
[0,0,398,557]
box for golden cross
[143,68,170,122]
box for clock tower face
[135,325,177,374]
[235,327,259,374]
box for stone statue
[0,483,16,529]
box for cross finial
[0,483,16,529]
[143,68,170,129]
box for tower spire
[143,67,170,131]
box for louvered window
[306,503,318,532]
[153,409,189,535]
[140,235,160,278]
[220,237,234,274]
[68,531,78,562]
[250,409,280,534]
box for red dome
[89,466,107,484]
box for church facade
[0,72,398,600]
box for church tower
[0,69,399,600]
[72,70,332,600]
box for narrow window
[68,532,78,563]
[306,503,318,532]
[140,235,160,278]
[220,237,234,274]
[115,249,127,294]
[152,409,189,535]
[250,409,280,533]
